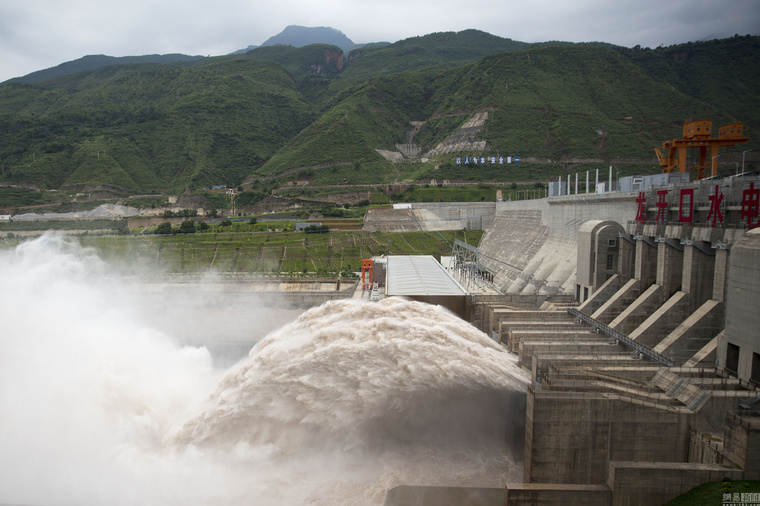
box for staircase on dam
[498,313,759,506]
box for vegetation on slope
[665,479,760,506]
[259,43,734,178]
[342,29,532,79]
[0,58,312,190]
[470,45,729,161]
[617,35,760,128]
[1,54,203,86]
[0,31,757,196]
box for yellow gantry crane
[654,120,749,179]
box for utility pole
[743,149,753,173]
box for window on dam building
[726,342,740,375]
[753,352,760,384]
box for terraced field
[77,229,482,276]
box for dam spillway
[0,235,529,505]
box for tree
[179,220,196,234]
[154,222,173,235]
[304,224,330,234]
[112,220,129,235]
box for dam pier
[375,173,760,505]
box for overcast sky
[1,0,759,83]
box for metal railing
[568,308,675,367]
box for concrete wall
[478,206,548,292]
[363,202,497,232]
[681,243,716,313]
[410,202,498,230]
[505,483,611,506]
[384,485,504,506]
[721,229,760,382]
[525,390,692,485]
[634,237,658,288]
[724,410,760,479]
[465,294,575,331]
[472,193,637,296]
[405,294,466,319]
[618,234,637,280]
[657,240,684,298]
[364,192,636,297]
[577,274,623,316]
[363,208,421,232]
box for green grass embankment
[665,480,760,506]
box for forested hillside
[0,31,757,194]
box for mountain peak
[260,25,356,53]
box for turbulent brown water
[0,234,529,505]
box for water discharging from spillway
[0,234,529,505]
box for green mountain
[257,43,741,179]
[0,30,757,195]
[615,35,760,129]
[2,54,203,86]
[343,29,532,79]
[0,57,314,190]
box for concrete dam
[373,175,760,506]
[4,176,758,505]
[366,192,634,296]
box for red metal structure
[361,259,373,290]
[654,121,749,180]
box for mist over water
[0,234,529,505]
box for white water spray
[0,234,529,505]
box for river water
[0,234,528,505]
